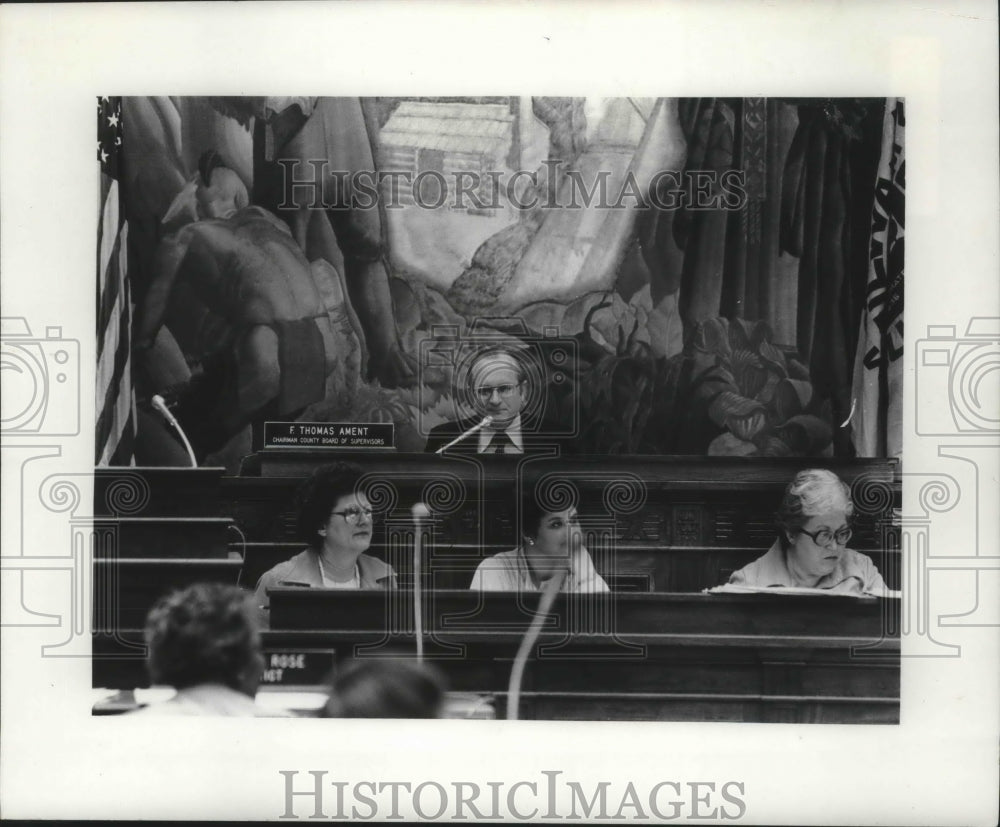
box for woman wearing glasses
[727,468,888,595]
[253,462,397,615]
[469,484,609,593]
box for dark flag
[96,96,136,465]
[851,98,904,457]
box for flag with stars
[96,96,136,465]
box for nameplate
[264,421,394,450]
[259,648,337,686]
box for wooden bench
[93,517,236,559]
[92,456,901,722]
[93,558,243,631]
[94,589,898,723]
[94,467,227,517]
[265,588,900,723]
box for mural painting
[97,96,903,469]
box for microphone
[411,502,430,662]
[150,394,177,425]
[507,567,567,720]
[435,415,493,455]
[151,394,198,468]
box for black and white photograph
[1,2,997,823]
[92,93,905,725]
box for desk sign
[259,648,337,686]
[264,421,394,450]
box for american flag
[851,98,904,458]
[96,96,136,465]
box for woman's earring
[318,529,327,537]
[526,538,535,546]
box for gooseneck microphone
[151,394,198,468]
[434,415,493,455]
[411,502,431,663]
[506,567,568,720]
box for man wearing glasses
[425,348,565,456]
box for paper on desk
[703,584,901,599]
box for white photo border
[1,2,998,823]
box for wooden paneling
[94,517,234,559]
[93,558,243,630]
[94,467,227,517]
[95,592,899,723]
[92,457,901,722]
[221,454,900,589]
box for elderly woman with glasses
[727,468,889,595]
[254,461,397,615]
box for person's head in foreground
[298,461,376,581]
[321,657,446,719]
[145,582,264,697]
[775,468,855,586]
[467,348,529,430]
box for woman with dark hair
[254,461,397,614]
[321,657,446,719]
[469,484,609,592]
[726,468,889,595]
[132,582,283,716]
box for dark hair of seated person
[321,657,447,719]
[519,480,579,541]
[144,582,264,695]
[295,461,366,548]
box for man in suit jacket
[424,348,572,456]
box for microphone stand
[434,416,493,455]
[151,394,197,468]
[411,502,430,663]
[506,567,567,720]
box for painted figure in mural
[725,468,890,596]
[249,96,416,388]
[133,152,338,460]
[469,486,608,592]
[424,347,566,455]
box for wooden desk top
[267,589,900,651]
